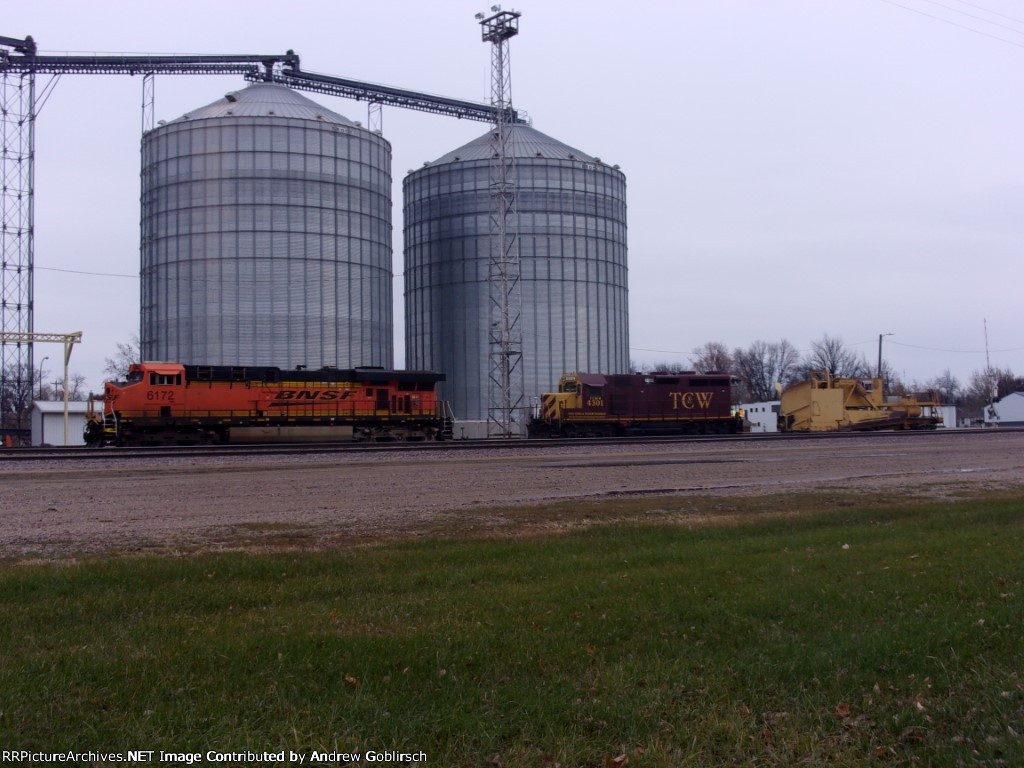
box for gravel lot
[1,431,1021,559]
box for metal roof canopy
[0,331,81,446]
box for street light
[877,333,893,379]
[38,356,49,400]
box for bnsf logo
[272,389,352,402]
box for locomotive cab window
[149,373,182,386]
[560,382,579,394]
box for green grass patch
[1,495,1022,766]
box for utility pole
[476,6,525,438]
[984,318,998,426]
[37,355,48,399]
[877,333,893,379]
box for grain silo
[404,123,629,422]
[140,82,393,369]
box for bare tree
[51,373,90,402]
[691,342,734,374]
[798,335,871,379]
[925,369,962,404]
[965,366,1018,407]
[1,363,34,421]
[1,363,37,444]
[963,368,1002,421]
[733,340,800,402]
[996,369,1022,399]
[104,334,140,381]
[877,359,905,395]
[642,360,691,373]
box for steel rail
[1,427,1017,463]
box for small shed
[30,401,91,446]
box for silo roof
[428,123,601,165]
[171,82,359,126]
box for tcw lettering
[669,391,713,410]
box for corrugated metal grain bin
[403,123,629,421]
[140,82,393,368]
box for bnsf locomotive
[85,362,451,446]
[528,371,743,438]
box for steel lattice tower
[0,60,35,434]
[478,7,524,438]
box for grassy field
[0,492,1021,766]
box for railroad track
[0,427,1017,462]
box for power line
[879,0,1024,48]
[917,0,1024,35]
[889,339,1024,354]
[632,339,1024,358]
[37,265,137,279]
[630,347,688,356]
[948,0,1024,26]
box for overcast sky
[6,0,1022,392]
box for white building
[924,404,959,429]
[741,401,780,433]
[30,401,91,446]
[984,392,1024,427]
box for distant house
[30,401,91,446]
[741,401,780,433]
[984,392,1024,427]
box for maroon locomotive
[528,371,743,438]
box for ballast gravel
[0,431,1021,559]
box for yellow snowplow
[779,371,942,432]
